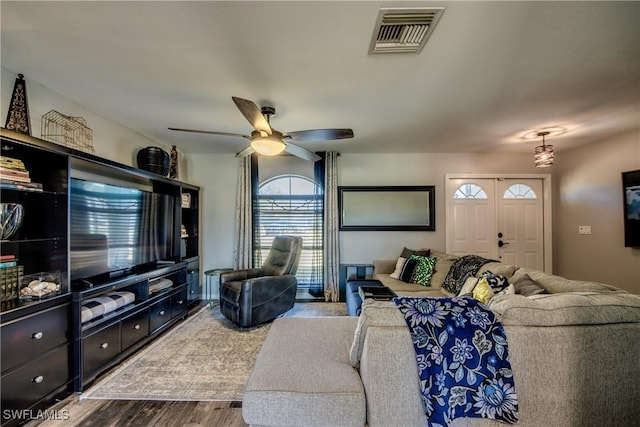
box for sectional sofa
[243,250,640,427]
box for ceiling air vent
[369,7,445,54]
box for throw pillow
[513,274,546,296]
[400,247,431,259]
[472,278,494,304]
[389,257,407,280]
[478,270,510,293]
[410,255,437,287]
[458,276,479,297]
[398,257,420,283]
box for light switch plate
[578,225,592,235]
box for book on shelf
[0,260,18,268]
[0,156,27,171]
[0,178,43,190]
[0,265,23,301]
[0,171,31,182]
[0,254,16,261]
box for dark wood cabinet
[0,129,201,419]
[149,294,172,333]
[121,307,149,351]
[81,323,120,379]
[1,131,72,427]
[180,184,201,307]
[1,304,69,373]
[73,263,189,391]
[1,344,70,412]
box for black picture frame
[622,170,640,248]
[338,185,435,231]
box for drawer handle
[177,300,184,305]
[100,342,109,349]
[32,332,44,340]
[33,376,44,384]
[133,324,141,330]
[159,310,166,316]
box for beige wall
[554,130,640,293]
[337,152,546,263]
[1,68,167,168]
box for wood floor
[26,396,247,427]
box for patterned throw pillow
[478,270,509,293]
[398,257,420,283]
[389,257,407,280]
[410,255,437,287]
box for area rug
[80,302,347,402]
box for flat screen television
[70,177,176,282]
[622,170,640,248]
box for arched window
[258,175,322,298]
[454,183,488,199]
[503,184,537,199]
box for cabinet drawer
[1,304,69,374]
[171,287,188,318]
[1,344,70,412]
[149,296,172,332]
[82,323,120,379]
[121,308,149,351]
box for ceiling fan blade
[168,127,251,140]
[284,142,321,162]
[235,145,255,158]
[284,128,354,142]
[232,97,272,134]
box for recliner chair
[219,235,302,328]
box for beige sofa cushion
[429,250,459,289]
[349,299,407,368]
[476,262,518,280]
[511,267,627,294]
[244,317,366,427]
[489,292,640,326]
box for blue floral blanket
[393,297,519,427]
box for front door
[445,176,549,271]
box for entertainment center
[0,128,201,426]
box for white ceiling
[1,1,639,155]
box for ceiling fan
[169,97,354,162]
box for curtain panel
[323,152,340,302]
[233,153,259,269]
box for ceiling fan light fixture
[534,131,554,168]
[251,135,285,156]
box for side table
[203,268,233,302]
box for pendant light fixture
[534,131,554,167]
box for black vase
[137,147,170,176]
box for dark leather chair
[219,235,302,328]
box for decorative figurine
[5,74,31,135]
[169,145,179,179]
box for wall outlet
[578,225,592,235]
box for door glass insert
[454,183,488,199]
[503,184,537,199]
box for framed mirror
[338,186,435,231]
